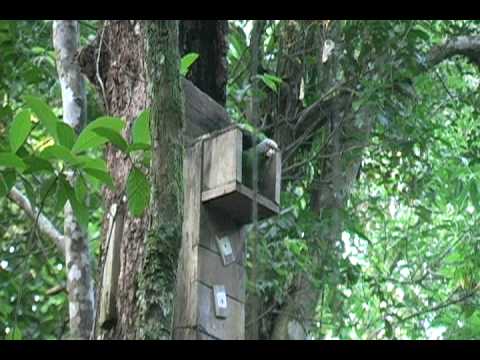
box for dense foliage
[1,20,480,339]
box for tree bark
[137,20,185,339]
[179,20,228,106]
[77,20,231,339]
[53,20,94,340]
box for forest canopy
[1,20,480,340]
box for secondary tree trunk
[53,20,94,340]
[179,20,228,106]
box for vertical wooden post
[173,126,280,340]
[173,139,246,340]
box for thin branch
[7,186,66,255]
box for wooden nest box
[201,125,281,225]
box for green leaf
[40,176,57,202]
[126,167,150,217]
[385,320,393,338]
[128,143,151,152]
[0,169,16,198]
[469,180,479,211]
[75,174,88,202]
[9,109,32,153]
[54,175,68,214]
[132,109,151,146]
[24,96,59,141]
[23,155,54,174]
[39,144,79,165]
[76,156,108,171]
[92,127,128,152]
[0,152,27,170]
[56,122,77,150]
[180,52,199,76]
[259,74,278,92]
[263,73,283,84]
[62,176,88,231]
[72,116,124,154]
[83,167,114,189]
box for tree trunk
[53,20,94,340]
[89,20,150,339]
[138,20,185,339]
[77,20,231,339]
[179,20,228,106]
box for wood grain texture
[197,282,245,340]
[202,128,239,191]
[199,208,247,266]
[173,141,203,339]
[202,182,280,225]
[98,202,125,329]
[198,246,246,302]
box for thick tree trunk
[77,20,232,339]
[90,20,150,339]
[53,20,94,340]
[179,20,228,106]
[138,20,185,339]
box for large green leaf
[83,167,114,189]
[0,152,27,170]
[75,174,88,202]
[24,96,59,141]
[126,167,150,217]
[22,155,54,174]
[54,175,68,214]
[128,143,151,153]
[39,144,79,165]
[9,109,32,153]
[76,156,108,171]
[72,116,124,154]
[92,127,128,152]
[62,176,88,231]
[39,175,57,203]
[56,122,77,150]
[180,53,199,76]
[132,109,151,146]
[0,169,16,198]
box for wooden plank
[274,151,281,205]
[98,202,125,329]
[202,129,240,192]
[183,79,232,141]
[197,282,245,340]
[201,182,280,225]
[198,207,246,266]
[198,246,246,303]
[262,151,281,205]
[173,141,203,339]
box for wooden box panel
[198,246,246,303]
[202,182,280,225]
[198,207,246,265]
[202,128,242,192]
[201,126,281,221]
[197,282,245,340]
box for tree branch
[427,35,480,68]
[7,186,66,254]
